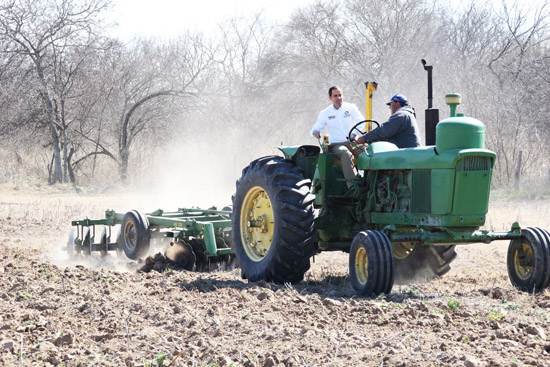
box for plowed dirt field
[0,186,549,367]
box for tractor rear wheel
[349,231,394,296]
[393,243,457,283]
[507,227,550,293]
[121,210,151,260]
[232,156,316,284]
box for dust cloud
[39,128,279,272]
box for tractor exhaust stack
[422,59,439,146]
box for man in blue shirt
[354,94,421,148]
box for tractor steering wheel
[348,120,380,142]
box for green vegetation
[446,297,460,312]
[18,291,32,299]
[96,275,111,283]
[145,352,167,367]
[487,307,505,320]
[504,303,519,311]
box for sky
[110,0,312,40]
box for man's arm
[357,113,404,143]
[349,104,365,138]
[310,111,326,139]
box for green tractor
[231,67,550,297]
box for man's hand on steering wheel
[348,120,380,145]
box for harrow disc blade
[83,228,92,256]
[165,240,196,271]
[67,228,76,259]
[115,228,125,258]
[99,227,109,257]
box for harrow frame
[69,207,234,258]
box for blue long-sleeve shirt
[361,106,421,148]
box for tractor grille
[411,170,431,213]
[462,156,491,171]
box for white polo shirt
[310,102,365,144]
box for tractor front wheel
[349,231,394,296]
[121,210,151,260]
[232,156,316,284]
[507,227,550,293]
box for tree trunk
[514,151,522,190]
[67,148,76,184]
[119,148,129,183]
[46,119,63,184]
[48,153,54,185]
[61,101,69,183]
[62,127,69,183]
[36,63,63,184]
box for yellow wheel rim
[354,247,368,285]
[514,241,534,281]
[393,242,416,260]
[240,186,275,262]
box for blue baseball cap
[386,94,408,105]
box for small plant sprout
[447,297,460,312]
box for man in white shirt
[310,86,365,188]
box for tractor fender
[277,145,320,160]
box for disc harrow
[68,207,237,271]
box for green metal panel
[313,153,348,203]
[203,223,217,256]
[277,145,321,181]
[315,200,358,242]
[277,146,301,159]
[328,165,348,195]
[369,212,486,227]
[451,159,492,216]
[295,155,318,181]
[431,169,454,215]
[436,117,485,153]
[359,145,495,171]
[313,153,333,206]
[411,170,431,213]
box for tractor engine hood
[357,144,496,171]
[358,115,495,170]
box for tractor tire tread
[232,155,315,284]
[507,227,550,293]
[349,230,394,297]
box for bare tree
[1,0,550,188]
[213,14,294,145]
[0,0,110,184]
[342,0,442,101]
[66,35,215,182]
